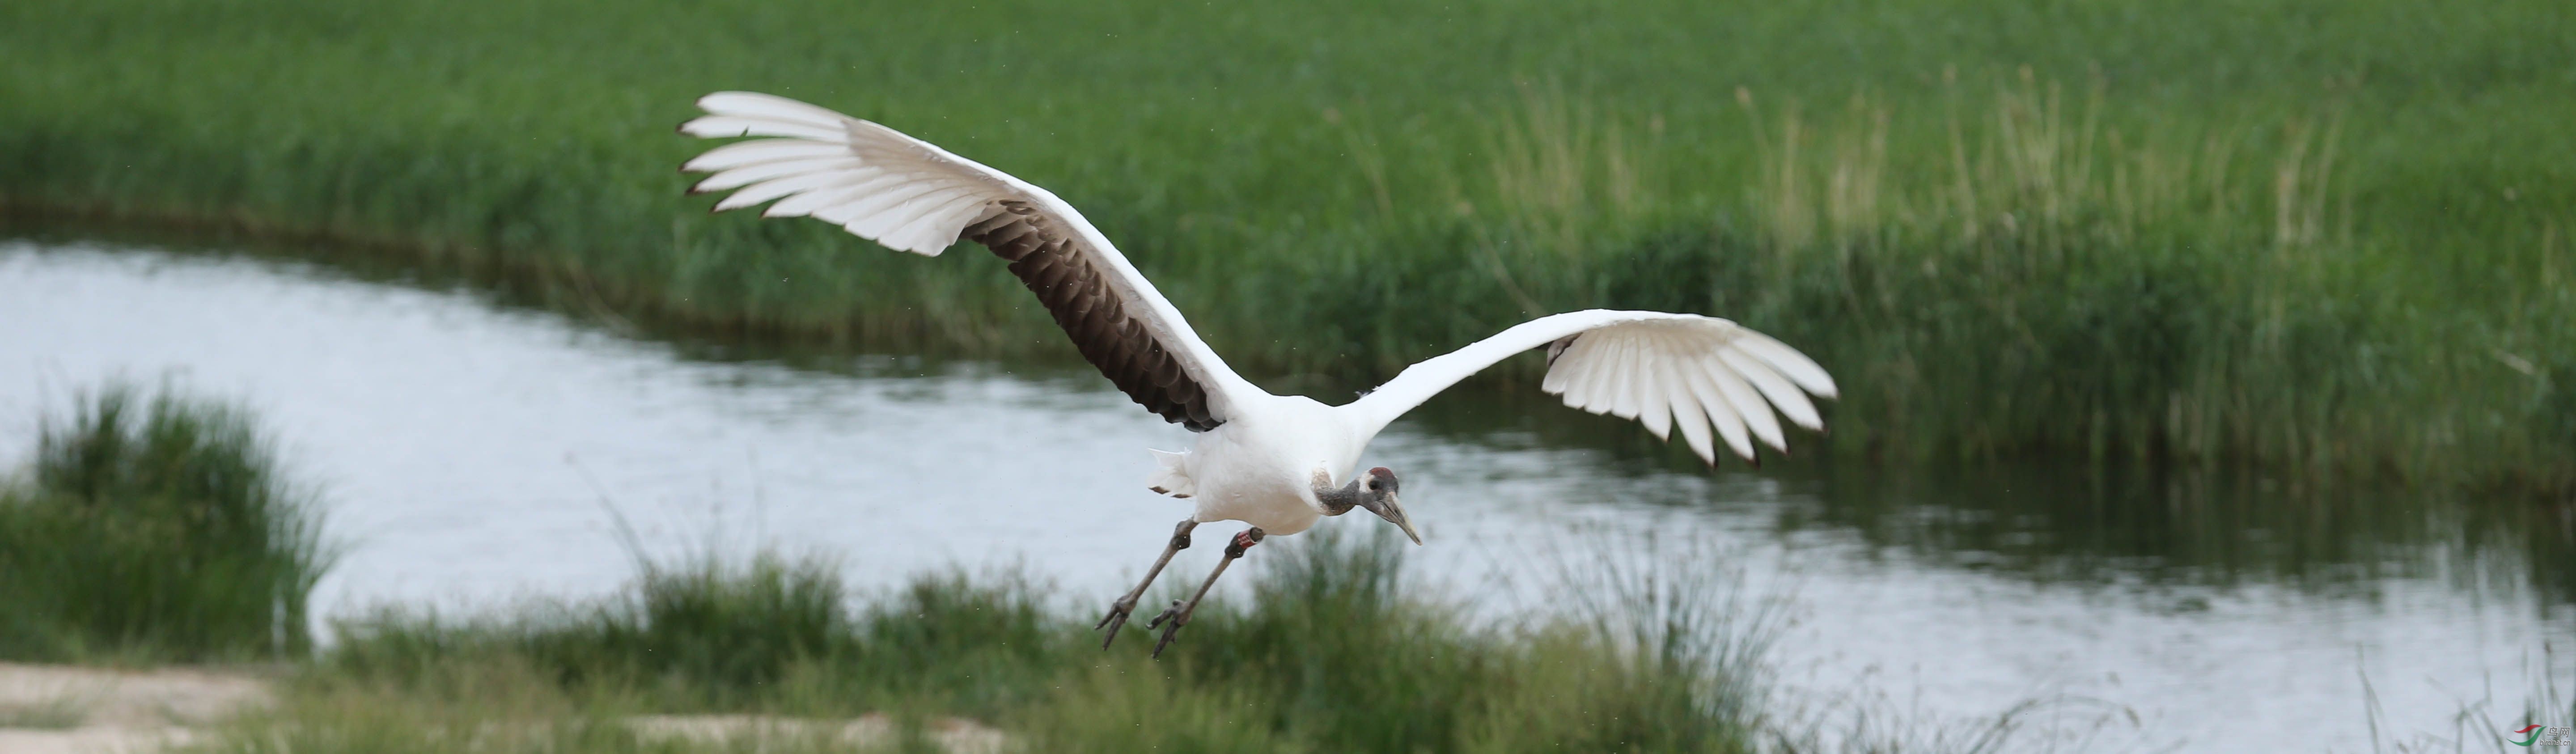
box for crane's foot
[1145,528,1263,659]
[1145,599,1190,657]
[1093,595,1140,649]
[1093,519,1197,650]
[1152,611,1188,657]
[1144,599,1184,631]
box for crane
[678,92,1839,656]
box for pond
[1,238,2567,751]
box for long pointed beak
[1383,497,1422,546]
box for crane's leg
[1146,527,1264,658]
[1094,519,1197,649]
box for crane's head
[1355,467,1419,545]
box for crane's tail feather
[1145,449,1196,499]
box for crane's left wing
[678,92,1263,431]
[1348,310,1836,464]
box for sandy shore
[0,661,269,754]
[0,661,1008,753]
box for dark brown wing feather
[964,200,1224,432]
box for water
[2,239,2568,751]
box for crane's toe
[1144,599,1184,631]
[1093,595,1140,648]
[1146,599,1194,657]
[1151,614,1187,657]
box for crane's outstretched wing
[1349,310,1836,464]
[679,92,1261,431]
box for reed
[0,383,332,662]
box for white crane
[678,92,1839,656]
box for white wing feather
[1686,363,1757,462]
[1706,361,1785,451]
[1718,350,1824,430]
[1351,310,1836,465]
[1637,343,1674,440]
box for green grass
[3,0,2572,493]
[0,383,333,663]
[249,529,1770,753]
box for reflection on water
[1807,465,2571,606]
[2,239,2569,752]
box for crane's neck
[1312,474,1364,516]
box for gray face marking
[1354,467,1419,545]
[1318,467,1419,544]
[1316,468,1394,516]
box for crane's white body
[1157,393,1362,535]
[679,92,1840,542]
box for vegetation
[0,384,331,663]
[1,0,2570,491]
[0,387,1781,750]
[209,529,1769,753]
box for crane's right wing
[1348,310,1836,465]
[679,92,1262,431]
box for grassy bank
[0,384,330,663]
[205,531,1772,753]
[4,0,2572,491]
[0,386,1775,750]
